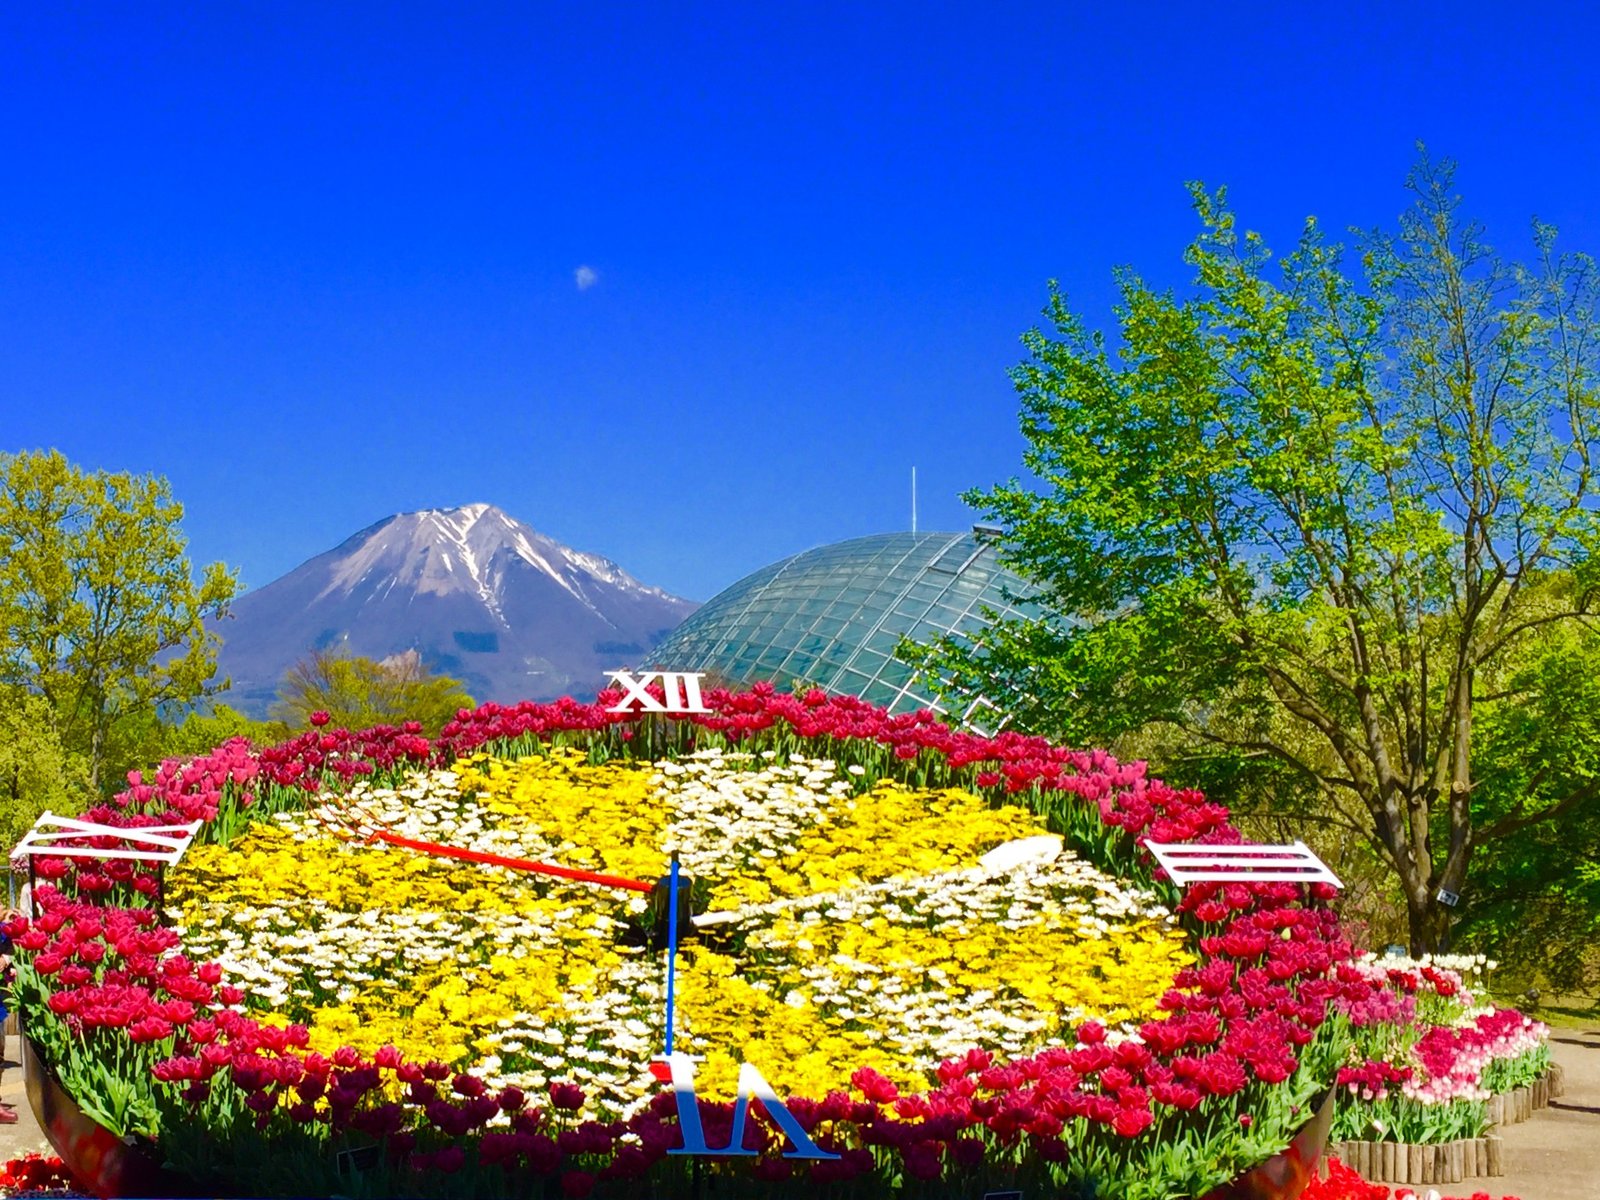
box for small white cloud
[574,265,598,291]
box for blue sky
[5,3,1599,601]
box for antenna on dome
[911,466,917,534]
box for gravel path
[0,1035,49,1163]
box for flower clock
[6,687,1364,1200]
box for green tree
[1451,615,1600,988]
[0,450,238,793]
[0,688,91,854]
[914,155,1600,954]
[157,702,285,757]
[271,649,473,734]
[105,701,287,771]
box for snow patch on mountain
[214,504,698,715]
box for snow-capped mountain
[213,504,698,715]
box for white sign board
[13,812,203,867]
[1144,840,1342,888]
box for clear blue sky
[4,3,1598,601]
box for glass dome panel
[651,530,1039,724]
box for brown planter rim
[1208,1086,1337,1200]
[21,1031,193,1199]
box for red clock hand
[314,803,654,894]
[366,827,655,894]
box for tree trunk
[88,711,105,797]
[1406,888,1450,955]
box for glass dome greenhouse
[650,529,1038,722]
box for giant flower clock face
[168,747,1193,1120]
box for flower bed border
[21,1029,186,1198]
[1484,1064,1562,1130]
[1218,1086,1336,1200]
[1325,1136,1503,1185]
[1325,1067,1563,1184]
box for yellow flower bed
[455,753,668,883]
[169,750,1192,1118]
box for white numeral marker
[606,670,710,713]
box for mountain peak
[214,505,698,715]
[345,503,678,618]
[406,501,499,527]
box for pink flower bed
[1330,958,1550,1145]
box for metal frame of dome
[650,529,1036,721]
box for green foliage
[9,954,165,1136]
[0,449,239,793]
[271,649,473,734]
[0,687,90,853]
[913,152,1600,953]
[158,702,286,757]
[1331,1095,1486,1145]
[1480,1042,1552,1094]
[1452,616,1600,988]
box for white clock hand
[689,834,1064,928]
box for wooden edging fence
[1323,1066,1565,1184]
[1325,1136,1502,1184]
[1484,1063,1562,1128]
